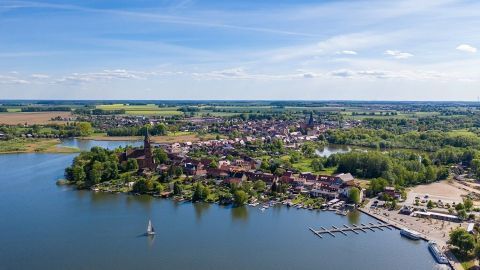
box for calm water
[0,144,443,270]
[60,138,143,150]
[316,145,352,157]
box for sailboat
[146,219,155,236]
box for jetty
[309,222,394,238]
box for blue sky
[0,0,479,100]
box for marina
[309,222,394,238]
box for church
[118,131,156,171]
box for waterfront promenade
[359,205,464,270]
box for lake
[0,141,444,270]
[316,145,352,157]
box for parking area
[405,181,467,207]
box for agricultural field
[0,112,73,125]
[96,104,182,116]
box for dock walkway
[309,222,393,238]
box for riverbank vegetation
[449,228,479,269]
[0,122,93,139]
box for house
[184,162,207,177]
[383,186,399,198]
[280,171,296,183]
[311,186,339,199]
[207,168,229,178]
[223,172,247,186]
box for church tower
[144,128,154,170]
[307,111,314,128]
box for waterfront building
[118,131,156,171]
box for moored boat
[428,241,449,264]
[400,228,422,240]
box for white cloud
[456,44,477,53]
[327,69,470,81]
[55,69,155,84]
[329,69,355,78]
[384,50,413,59]
[31,74,50,79]
[0,75,29,84]
[336,50,357,55]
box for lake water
[0,141,444,270]
[316,145,352,157]
[60,138,144,150]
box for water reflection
[347,210,361,224]
[60,138,143,151]
[231,206,249,222]
[193,202,211,222]
[126,194,154,212]
[316,145,351,157]
[146,234,155,248]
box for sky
[0,0,479,100]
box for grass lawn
[280,155,336,174]
[450,249,477,270]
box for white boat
[428,241,449,264]
[146,219,155,236]
[400,228,421,240]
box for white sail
[147,219,155,235]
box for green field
[96,104,183,116]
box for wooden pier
[309,222,394,238]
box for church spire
[144,126,150,142]
[307,111,314,127]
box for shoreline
[0,138,80,154]
[358,206,460,270]
[80,135,142,141]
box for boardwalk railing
[309,222,394,238]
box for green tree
[173,182,182,195]
[132,179,151,194]
[348,187,361,204]
[152,123,167,136]
[449,228,475,255]
[192,182,210,202]
[209,160,219,169]
[311,159,325,172]
[76,122,93,136]
[87,161,103,186]
[126,158,139,171]
[153,148,168,164]
[233,190,248,205]
[254,180,266,192]
[464,198,473,211]
[458,209,468,220]
[72,165,86,183]
[427,200,434,209]
[455,203,465,211]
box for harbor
[309,222,394,238]
[358,205,457,269]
